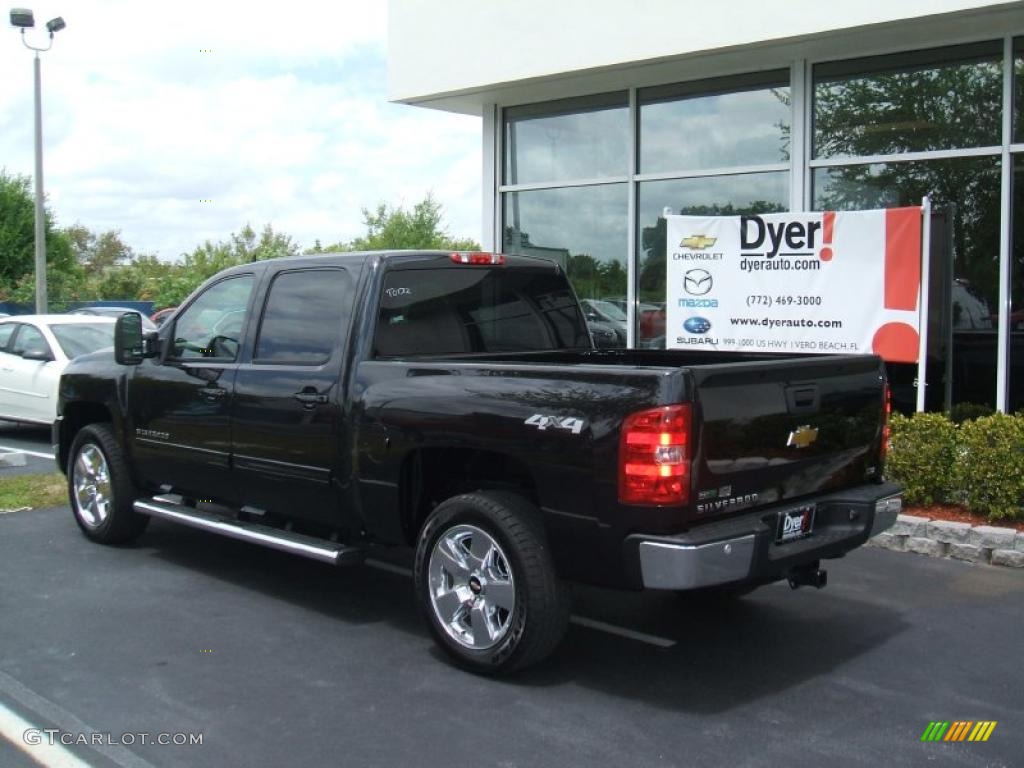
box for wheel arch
[58,401,117,473]
[398,446,540,545]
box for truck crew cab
[55,250,901,674]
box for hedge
[885,410,1024,521]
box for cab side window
[170,275,255,361]
[254,268,353,365]
[0,323,15,352]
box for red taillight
[619,404,691,505]
[450,251,506,266]
[881,383,892,459]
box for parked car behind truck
[54,250,900,674]
[0,315,116,426]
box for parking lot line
[364,558,677,648]
[0,445,54,461]
[0,670,155,768]
[0,700,93,768]
[568,616,676,648]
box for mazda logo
[684,269,713,295]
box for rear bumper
[627,482,902,590]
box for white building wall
[389,0,1021,112]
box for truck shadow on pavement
[141,519,908,715]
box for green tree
[66,224,134,276]
[318,194,479,252]
[0,169,77,303]
[148,223,301,307]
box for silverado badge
[786,425,819,449]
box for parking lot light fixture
[9,7,66,313]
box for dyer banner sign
[665,207,923,363]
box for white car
[0,315,117,426]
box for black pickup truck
[55,250,901,674]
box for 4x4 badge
[786,425,818,449]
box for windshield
[48,323,115,359]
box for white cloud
[0,0,482,259]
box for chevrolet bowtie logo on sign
[921,721,997,742]
[680,235,717,250]
[786,425,818,449]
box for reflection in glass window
[255,269,353,364]
[504,93,628,185]
[639,75,790,173]
[1011,158,1024,412]
[813,43,1002,159]
[11,324,50,358]
[171,275,254,360]
[0,323,15,350]
[636,173,789,347]
[502,184,628,307]
[1015,37,1024,143]
[813,156,1001,408]
[374,267,590,357]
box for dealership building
[388,1,1024,412]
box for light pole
[9,8,65,314]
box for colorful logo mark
[921,721,997,742]
[680,235,717,250]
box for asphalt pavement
[0,421,57,477]
[0,503,1021,768]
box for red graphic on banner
[871,207,923,363]
[819,211,835,262]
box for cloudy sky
[0,1,481,260]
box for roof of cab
[215,250,561,278]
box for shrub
[885,412,958,506]
[955,413,1024,520]
[949,402,994,425]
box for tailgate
[689,355,886,519]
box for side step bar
[133,499,364,566]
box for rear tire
[414,491,569,675]
[68,424,149,545]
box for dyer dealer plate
[776,504,816,544]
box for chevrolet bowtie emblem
[680,235,717,250]
[786,425,819,449]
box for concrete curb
[0,449,28,468]
[868,514,1024,568]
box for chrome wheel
[72,444,112,529]
[428,524,516,650]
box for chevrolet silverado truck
[54,250,901,674]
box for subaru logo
[683,316,712,334]
[683,269,713,295]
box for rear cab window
[374,266,590,358]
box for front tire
[414,491,569,675]
[68,424,149,545]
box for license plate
[776,504,815,544]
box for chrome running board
[133,498,363,566]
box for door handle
[294,389,329,407]
[198,386,227,401]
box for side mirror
[21,346,53,362]
[114,313,158,364]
